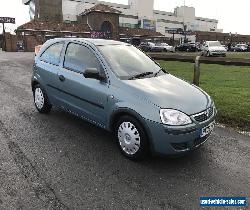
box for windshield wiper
[154,68,163,77]
[154,68,168,77]
[128,71,154,80]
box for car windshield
[98,44,161,80]
[208,41,221,47]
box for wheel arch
[31,79,40,92]
[109,108,153,147]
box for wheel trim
[118,122,141,155]
[34,88,44,109]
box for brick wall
[79,12,120,40]
[5,33,17,52]
[0,34,3,49]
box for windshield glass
[98,45,161,80]
[208,41,221,47]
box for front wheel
[33,84,52,114]
[115,116,149,160]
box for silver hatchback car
[32,38,216,160]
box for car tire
[33,84,52,114]
[115,116,149,160]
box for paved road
[0,52,249,210]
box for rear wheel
[33,84,52,114]
[115,116,149,160]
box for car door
[36,42,65,106]
[57,42,109,127]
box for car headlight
[160,109,192,126]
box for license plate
[200,121,215,138]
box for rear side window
[40,42,64,65]
[64,43,100,73]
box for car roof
[49,38,127,46]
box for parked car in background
[201,41,227,57]
[159,43,175,52]
[194,43,202,52]
[230,44,248,52]
[247,44,250,52]
[32,38,217,160]
[222,45,229,51]
[175,43,197,52]
[139,42,163,52]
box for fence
[148,53,250,86]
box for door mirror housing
[83,68,104,80]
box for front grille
[193,107,213,123]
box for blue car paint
[32,38,216,156]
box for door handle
[59,75,65,82]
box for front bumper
[210,51,226,56]
[144,111,217,156]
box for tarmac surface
[0,52,249,209]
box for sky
[0,0,249,35]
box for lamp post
[183,24,187,43]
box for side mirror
[83,68,104,80]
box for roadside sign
[166,28,193,35]
[1,17,16,51]
[0,17,15,24]
[166,28,183,34]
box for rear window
[40,42,64,65]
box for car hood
[122,74,211,115]
[209,46,226,51]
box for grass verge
[158,60,250,131]
[152,52,250,59]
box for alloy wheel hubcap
[118,122,141,155]
[34,88,44,109]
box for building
[23,0,222,39]
[18,1,164,51]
